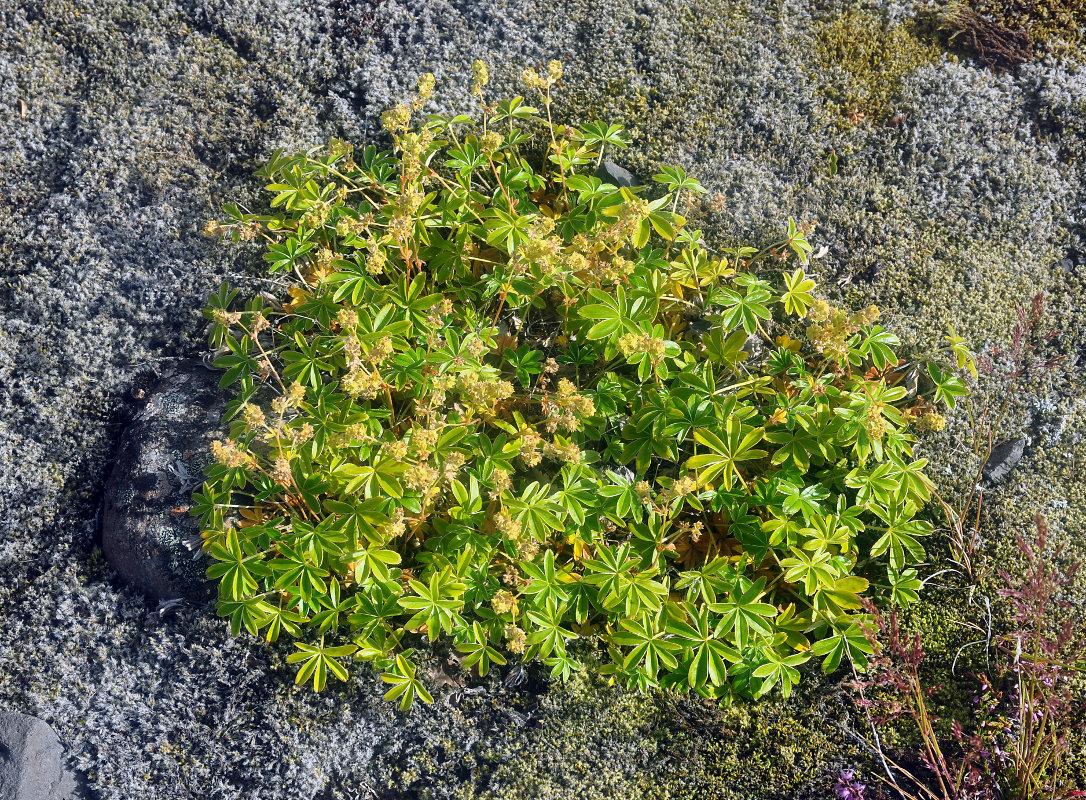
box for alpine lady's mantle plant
[195,63,971,708]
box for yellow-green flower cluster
[522,60,562,90]
[806,298,880,361]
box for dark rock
[0,710,76,800]
[982,437,1027,484]
[594,160,639,188]
[101,362,226,601]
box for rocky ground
[1,0,1084,797]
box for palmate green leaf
[675,557,735,604]
[262,603,308,643]
[869,500,932,572]
[291,517,346,563]
[853,326,901,371]
[753,640,810,699]
[577,121,632,153]
[525,600,578,659]
[521,549,574,607]
[348,586,403,638]
[667,606,740,688]
[708,577,777,650]
[888,456,934,504]
[446,140,486,177]
[663,395,716,445]
[598,470,644,524]
[217,596,275,637]
[581,542,638,604]
[385,273,442,329]
[784,217,813,265]
[779,480,829,524]
[845,462,898,507]
[613,567,669,617]
[493,96,540,126]
[628,516,673,568]
[615,193,685,248]
[735,521,777,567]
[264,235,315,273]
[774,602,812,652]
[214,334,258,389]
[576,284,651,344]
[765,423,820,471]
[801,512,853,555]
[811,621,874,673]
[455,622,507,676]
[191,482,228,530]
[543,652,583,681]
[398,570,466,641]
[946,325,978,379]
[340,455,408,499]
[203,280,240,348]
[652,165,706,196]
[688,417,766,490]
[888,567,922,606]
[506,481,565,542]
[485,207,535,253]
[779,268,815,317]
[325,498,392,547]
[270,543,330,607]
[701,327,749,367]
[310,579,354,635]
[351,543,402,583]
[715,285,773,333]
[780,546,839,595]
[287,640,358,692]
[207,528,269,600]
[928,363,968,409]
[504,344,544,387]
[810,575,869,617]
[381,652,433,710]
[552,471,595,528]
[281,331,335,389]
[613,611,682,677]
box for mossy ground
[1,0,1085,797]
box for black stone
[595,160,639,188]
[101,361,226,601]
[982,437,1027,485]
[0,711,76,800]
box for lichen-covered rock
[101,363,223,601]
[0,710,76,800]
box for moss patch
[813,9,941,125]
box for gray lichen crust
[1,0,1084,797]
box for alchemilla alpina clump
[196,63,972,708]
